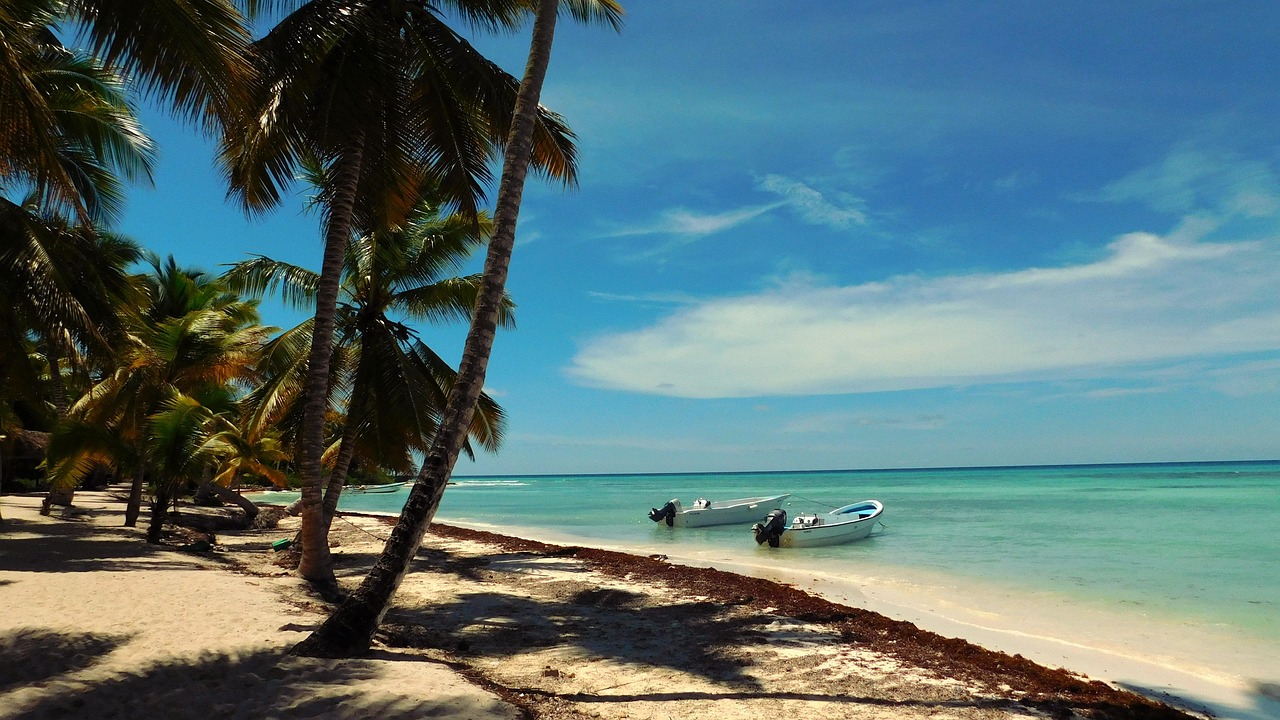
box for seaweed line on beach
[395,519,1201,720]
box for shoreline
[4,492,1272,719]
[431,516,1279,720]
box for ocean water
[282,460,1280,648]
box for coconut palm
[220,0,587,587]
[0,204,146,510]
[295,0,623,657]
[0,21,153,484]
[223,194,511,535]
[196,414,290,523]
[0,0,249,221]
[0,38,152,386]
[45,255,272,532]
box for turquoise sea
[293,460,1280,650]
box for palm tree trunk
[296,137,366,588]
[147,483,170,543]
[124,464,145,527]
[320,357,374,533]
[43,343,77,510]
[199,479,261,525]
[292,0,562,658]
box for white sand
[0,494,518,720]
[445,518,1280,720]
[3,492,1253,720]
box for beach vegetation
[0,0,249,221]
[44,255,274,540]
[0,9,154,477]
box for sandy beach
[0,491,1261,720]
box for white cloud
[587,290,702,306]
[757,174,868,228]
[602,174,866,252]
[1086,147,1280,217]
[567,227,1280,398]
[604,204,779,239]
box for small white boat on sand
[752,499,884,548]
[648,494,791,528]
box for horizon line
[449,458,1280,480]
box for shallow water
[269,461,1280,647]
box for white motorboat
[648,494,791,528]
[752,499,883,548]
[349,482,408,494]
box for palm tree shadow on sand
[4,645,492,720]
[0,628,130,690]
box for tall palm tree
[223,195,512,535]
[220,0,584,588]
[295,0,622,657]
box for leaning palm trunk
[296,138,366,587]
[319,411,361,534]
[293,0,562,657]
[198,480,261,525]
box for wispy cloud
[1082,146,1280,217]
[587,290,702,306]
[783,412,946,433]
[602,174,867,251]
[567,223,1280,398]
[757,174,868,228]
[604,204,780,239]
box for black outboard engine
[648,500,678,526]
[752,509,788,547]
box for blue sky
[119,1,1280,474]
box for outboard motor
[752,508,788,547]
[648,499,678,526]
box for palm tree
[45,256,271,533]
[294,0,622,657]
[196,413,290,523]
[223,195,511,535]
[1,0,250,221]
[220,0,584,588]
[0,14,153,501]
[0,207,146,511]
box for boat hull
[775,500,883,548]
[350,482,407,494]
[670,494,791,528]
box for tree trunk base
[290,597,377,658]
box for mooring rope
[786,494,841,509]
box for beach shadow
[1251,681,1280,720]
[538,686,1013,711]
[412,549,588,582]
[0,531,211,573]
[0,628,129,690]
[382,585,774,689]
[5,647,497,720]
[1113,680,1274,720]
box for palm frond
[221,255,321,310]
